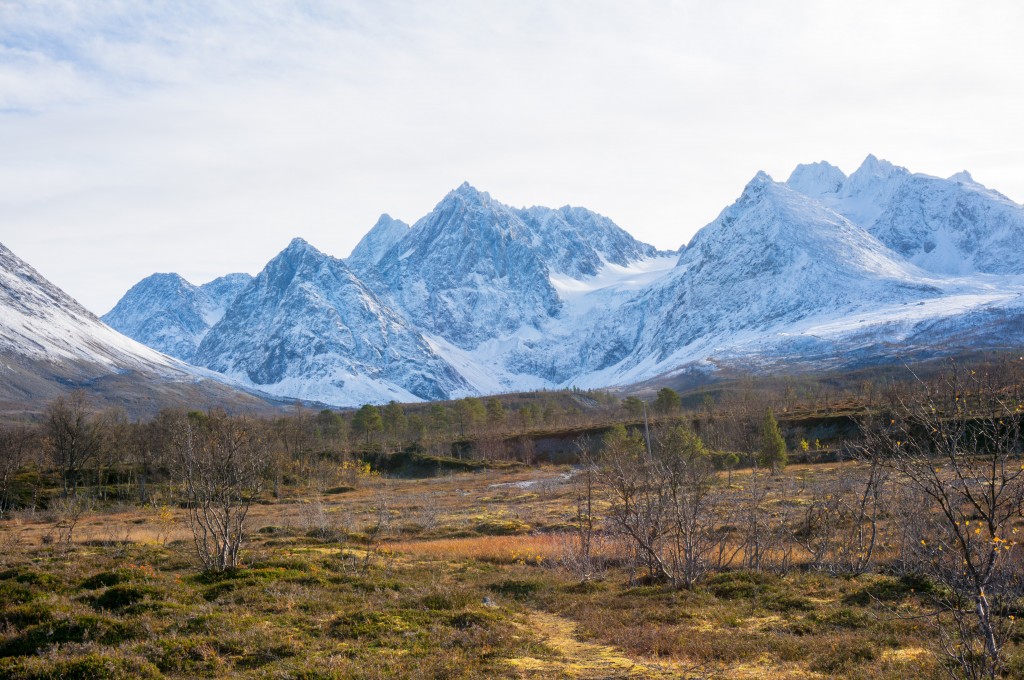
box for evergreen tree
[382,401,407,443]
[352,404,384,444]
[485,398,506,428]
[622,396,645,419]
[315,409,346,449]
[759,408,787,474]
[653,387,681,415]
[454,397,486,437]
[428,404,450,436]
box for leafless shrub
[169,410,269,572]
[794,459,887,575]
[596,423,731,588]
[301,495,333,539]
[45,494,93,548]
[0,424,38,519]
[45,392,108,497]
[861,363,1024,678]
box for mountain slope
[194,238,470,405]
[106,166,1024,406]
[550,173,957,386]
[102,272,252,361]
[346,214,410,270]
[0,242,271,417]
[788,155,1024,276]
[368,183,667,350]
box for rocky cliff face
[195,238,470,405]
[106,161,1024,406]
[788,154,1024,276]
[102,272,251,361]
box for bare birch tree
[862,364,1024,679]
[170,411,269,572]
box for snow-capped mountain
[106,162,1024,407]
[0,242,270,416]
[194,238,470,405]
[346,214,410,270]
[512,204,666,278]
[504,172,954,387]
[367,182,668,350]
[369,184,564,349]
[102,272,252,361]
[787,155,1024,276]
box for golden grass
[507,610,683,678]
[386,534,564,565]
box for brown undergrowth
[0,463,1011,678]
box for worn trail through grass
[508,609,683,679]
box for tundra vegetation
[1,360,1023,678]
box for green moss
[562,580,608,594]
[417,590,475,611]
[0,601,56,628]
[843,573,936,606]
[145,636,223,676]
[813,607,872,629]
[449,611,499,630]
[12,571,61,591]
[809,638,878,673]
[92,584,161,611]
[0,615,145,656]
[0,653,161,680]
[706,570,780,600]
[0,580,36,605]
[80,567,152,591]
[329,611,415,640]
[488,579,542,599]
[80,571,123,590]
[473,517,532,536]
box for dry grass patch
[387,534,562,565]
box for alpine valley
[50,155,1024,407]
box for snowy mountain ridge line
[785,155,1024,276]
[102,271,253,362]
[102,157,1024,407]
[0,240,283,417]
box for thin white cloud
[1,0,1022,312]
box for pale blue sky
[2,1,1022,313]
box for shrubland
[1,359,1023,678]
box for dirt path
[507,609,687,679]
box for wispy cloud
[1,1,1023,312]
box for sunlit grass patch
[386,533,562,565]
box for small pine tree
[759,408,787,474]
[382,401,406,442]
[653,387,681,415]
[621,396,644,419]
[352,404,384,444]
[485,398,506,428]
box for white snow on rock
[103,164,1024,407]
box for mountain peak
[851,154,903,180]
[373,213,400,228]
[741,171,775,194]
[786,161,847,198]
[285,236,313,251]
[278,237,329,263]
[348,214,411,269]
[138,272,192,290]
[447,182,492,204]
[949,170,975,184]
